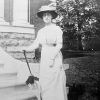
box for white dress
[28,24,67,100]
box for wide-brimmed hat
[37,5,58,19]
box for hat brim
[37,10,58,19]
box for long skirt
[39,46,68,100]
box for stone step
[0,72,28,88]
[0,72,39,100]
[0,63,4,68]
[0,72,18,88]
[0,72,17,79]
[0,84,39,100]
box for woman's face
[43,12,52,24]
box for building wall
[4,0,13,23]
[0,0,53,60]
[0,0,35,79]
[0,0,53,80]
[0,27,35,60]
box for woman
[22,5,67,100]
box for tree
[56,0,100,51]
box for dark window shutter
[4,0,13,24]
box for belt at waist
[43,43,56,47]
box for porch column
[13,0,33,27]
[0,0,9,25]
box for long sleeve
[50,27,63,60]
[25,31,41,51]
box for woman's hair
[42,12,54,19]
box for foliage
[56,0,100,51]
